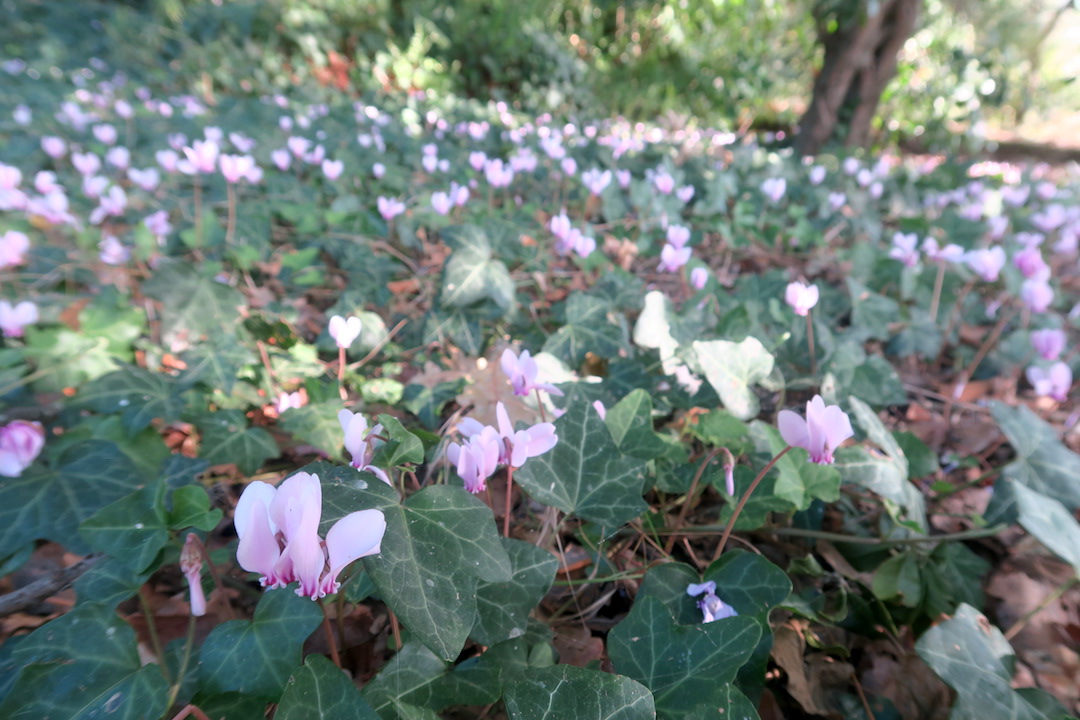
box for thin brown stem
[1004,576,1078,641]
[138,586,170,683]
[534,387,547,422]
[337,346,347,401]
[929,261,946,323]
[503,465,515,537]
[712,446,792,562]
[225,183,236,245]
[806,311,817,378]
[170,705,211,720]
[318,599,342,668]
[388,608,402,651]
[664,448,724,554]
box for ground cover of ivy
[0,43,1079,720]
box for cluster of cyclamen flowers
[446,349,561,494]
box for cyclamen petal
[328,314,362,348]
[779,395,853,465]
[236,497,282,585]
[321,509,387,596]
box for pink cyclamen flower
[328,315,362,349]
[484,159,514,188]
[658,244,692,272]
[337,410,390,485]
[182,140,219,174]
[72,152,101,176]
[592,400,607,420]
[377,196,405,221]
[180,533,206,617]
[1031,329,1067,361]
[686,581,738,623]
[677,185,695,203]
[220,154,255,184]
[690,267,710,290]
[778,395,854,465]
[889,232,920,268]
[1013,246,1049,280]
[128,167,161,192]
[760,177,786,203]
[785,282,819,316]
[1020,278,1054,314]
[321,159,344,181]
[549,211,571,240]
[41,136,67,159]
[582,168,611,196]
[0,300,38,337]
[271,149,291,171]
[469,151,487,172]
[965,246,1006,282]
[235,472,386,599]
[106,146,130,169]
[431,191,453,216]
[1026,362,1071,402]
[809,166,826,185]
[446,427,501,494]
[653,171,675,194]
[155,149,179,173]
[287,136,310,158]
[666,225,691,249]
[1,231,30,268]
[99,235,130,265]
[923,238,965,263]
[616,169,632,188]
[144,210,172,240]
[372,162,386,179]
[501,348,564,397]
[93,124,118,145]
[455,402,558,472]
[828,192,846,212]
[0,420,45,477]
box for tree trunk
[795,0,921,155]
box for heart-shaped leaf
[515,401,648,528]
[1012,481,1080,577]
[693,337,775,420]
[80,480,168,572]
[277,655,379,720]
[73,366,185,435]
[504,665,655,720]
[195,410,279,476]
[198,588,323,697]
[143,259,244,346]
[473,538,558,645]
[604,388,668,460]
[542,292,625,366]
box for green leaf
[279,402,346,459]
[609,596,761,719]
[750,422,841,511]
[847,278,899,342]
[182,339,256,394]
[543,292,625,366]
[375,413,424,466]
[440,225,515,315]
[473,539,558,645]
[168,485,223,532]
[0,604,168,720]
[693,337,775,420]
[74,556,150,608]
[0,440,143,556]
[871,553,924,608]
[198,589,323,698]
[604,389,668,460]
[916,603,1071,720]
[73,366,185,435]
[361,643,446,720]
[504,665,655,720]
[706,550,792,617]
[143,259,244,346]
[1012,482,1080,577]
[515,401,649,528]
[986,402,1080,522]
[195,410,279,475]
[277,655,379,720]
[834,447,928,532]
[80,480,168,572]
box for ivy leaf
[360,643,446,720]
[80,480,169,572]
[0,604,168,720]
[182,338,257,394]
[473,539,558,645]
[985,402,1080,523]
[440,225,515,316]
[515,402,649,528]
[693,337,775,420]
[143,259,244,346]
[195,410,279,475]
[0,440,143,556]
[74,556,150,608]
[609,596,761,719]
[504,665,655,720]
[374,413,425,466]
[317,469,512,661]
[542,292,625,366]
[198,589,323,698]
[167,485,223,532]
[749,422,841,511]
[916,603,1071,720]
[277,655,379,720]
[604,388,668,460]
[1012,482,1080,577]
[279,402,346,459]
[73,366,185,435]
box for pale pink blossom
[372,162,386,179]
[785,282,819,316]
[229,132,256,153]
[155,149,179,173]
[778,395,854,465]
[889,232,920,267]
[337,410,390,485]
[666,225,691,249]
[760,177,786,203]
[592,400,607,420]
[687,581,737,622]
[616,169,632,189]
[828,192,846,212]
[377,196,405,221]
[431,191,453,216]
[0,300,38,337]
[220,154,255,184]
[809,165,826,185]
[653,170,675,194]
[658,244,692,272]
[321,159,344,181]
[128,167,161,192]
[484,158,514,188]
[1020,278,1054,313]
[677,185,695,203]
[182,140,219,174]
[34,171,60,195]
[582,168,611,196]
[99,235,130,265]
[454,402,558,473]
[922,238,964,263]
[271,149,291,171]
[501,348,564,397]
[964,247,1006,282]
[235,472,386,598]
[1026,362,1071,402]
[1031,329,1067,361]
[446,427,501,494]
[144,210,172,239]
[0,420,45,477]
[1013,246,1049,280]
[0,231,30,269]
[106,146,130,169]
[41,136,67,159]
[469,151,487,172]
[328,315,362,349]
[92,124,118,145]
[72,152,101,176]
[690,267,710,290]
[549,211,571,240]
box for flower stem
[193,177,203,247]
[165,614,197,711]
[712,446,792,562]
[664,447,724,554]
[225,183,236,245]
[929,260,946,323]
[503,465,515,538]
[138,586,171,684]
[534,387,547,422]
[337,346,347,401]
[318,599,342,668]
[806,311,817,378]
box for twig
[318,599,342,668]
[503,465,515,538]
[170,704,211,720]
[1004,576,1078,641]
[0,555,100,616]
[712,447,792,562]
